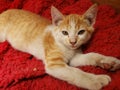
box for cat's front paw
[97,57,120,71]
[85,74,111,90]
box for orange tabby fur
[44,31,65,68]
[60,14,94,33]
[0,4,120,90]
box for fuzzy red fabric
[0,0,120,90]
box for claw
[103,63,113,70]
[110,63,120,71]
[98,61,120,71]
[97,57,120,71]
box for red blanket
[0,0,120,90]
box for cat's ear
[83,4,98,26]
[51,6,64,26]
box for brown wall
[91,0,120,13]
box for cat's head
[51,4,98,50]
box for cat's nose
[70,41,76,45]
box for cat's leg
[0,33,6,42]
[70,52,120,71]
[43,31,111,89]
[45,59,111,90]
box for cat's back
[0,9,51,31]
[0,9,51,41]
[0,9,51,52]
[0,9,51,28]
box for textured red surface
[0,0,120,90]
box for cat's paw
[86,74,111,90]
[97,57,120,71]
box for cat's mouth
[70,45,78,49]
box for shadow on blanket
[0,0,120,90]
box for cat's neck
[56,40,83,63]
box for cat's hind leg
[0,24,7,42]
[0,13,10,42]
[0,30,6,42]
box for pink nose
[70,41,76,45]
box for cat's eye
[62,31,68,35]
[78,30,85,35]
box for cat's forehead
[59,14,87,30]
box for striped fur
[0,4,120,90]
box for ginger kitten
[0,4,120,90]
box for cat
[0,4,120,90]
